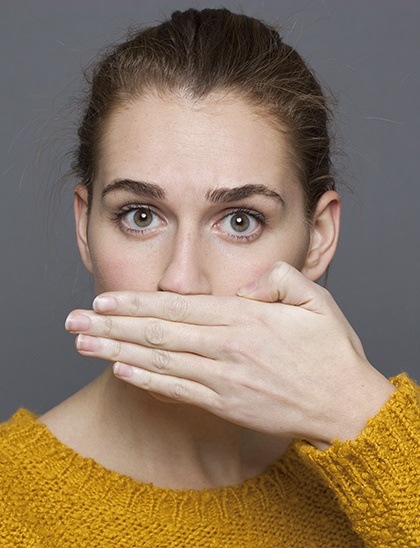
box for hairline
[89,86,306,205]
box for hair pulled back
[74,8,335,215]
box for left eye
[218,211,261,237]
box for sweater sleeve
[294,373,420,548]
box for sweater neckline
[10,408,298,498]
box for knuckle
[127,294,142,316]
[110,339,123,361]
[220,334,243,357]
[145,319,165,346]
[151,349,170,371]
[169,382,186,401]
[141,370,153,390]
[270,261,292,285]
[102,315,113,336]
[320,285,332,300]
[242,304,263,327]
[317,285,333,304]
[165,294,188,322]
[229,297,253,326]
[214,395,227,415]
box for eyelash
[111,204,267,242]
[218,207,267,242]
[111,204,163,236]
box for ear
[73,183,93,274]
[301,190,341,281]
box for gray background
[1,0,419,421]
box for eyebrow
[101,178,284,206]
[101,179,166,200]
[206,184,285,205]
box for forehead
[96,92,301,199]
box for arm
[66,261,395,445]
[295,374,420,548]
[65,261,418,545]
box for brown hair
[74,7,335,216]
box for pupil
[133,209,152,227]
[231,214,249,232]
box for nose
[157,230,212,295]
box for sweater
[0,373,418,547]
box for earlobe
[73,183,93,274]
[302,190,341,281]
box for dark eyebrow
[101,179,166,200]
[206,184,285,206]
[101,179,284,206]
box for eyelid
[110,203,267,242]
[219,206,267,226]
[112,203,165,235]
[111,203,160,217]
[215,207,267,242]
[224,205,265,217]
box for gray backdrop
[1,0,419,421]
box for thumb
[237,261,323,311]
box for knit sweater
[0,374,418,547]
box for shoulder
[0,407,81,502]
[0,409,48,500]
[0,407,97,542]
[0,408,38,465]
[0,410,43,542]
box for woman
[0,7,418,546]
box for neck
[41,366,291,490]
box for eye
[216,208,265,241]
[115,205,164,235]
[229,213,252,233]
[130,208,155,228]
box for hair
[73,7,335,217]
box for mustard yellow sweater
[0,374,418,547]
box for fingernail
[93,296,117,312]
[65,314,91,332]
[113,362,133,378]
[76,334,100,352]
[237,280,258,296]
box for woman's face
[76,93,316,296]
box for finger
[237,261,330,312]
[113,362,220,410]
[75,333,221,385]
[91,291,252,326]
[66,312,225,358]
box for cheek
[209,257,271,295]
[209,235,310,295]
[85,223,311,296]
[88,244,163,294]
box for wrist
[310,363,395,450]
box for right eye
[116,205,164,235]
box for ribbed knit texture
[0,373,418,547]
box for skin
[41,92,395,490]
[79,93,320,295]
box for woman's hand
[65,261,395,448]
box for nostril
[157,269,211,296]
[156,239,212,295]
